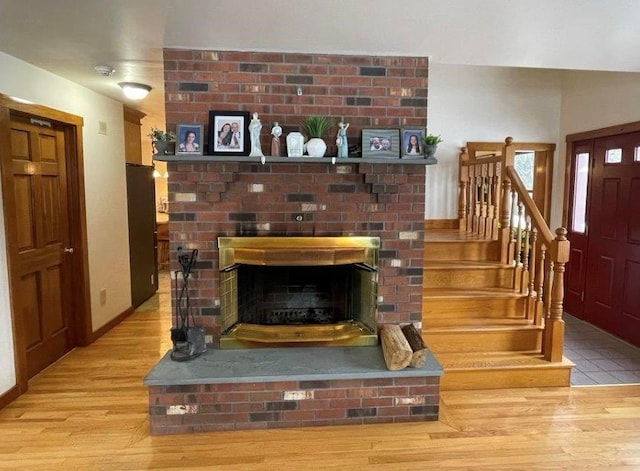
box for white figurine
[248,112,264,157]
[336,121,350,158]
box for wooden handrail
[458,137,569,363]
[505,167,554,245]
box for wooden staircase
[423,230,573,390]
[421,137,574,391]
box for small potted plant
[300,116,335,157]
[422,133,443,159]
[147,127,176,155]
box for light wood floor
[1,276,640,470]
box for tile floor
[564,313,640,386]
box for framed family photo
[208,110,250,156]
[176,124,204,156]
[401,128,425,159]
[361,129,400,159]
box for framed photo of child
[175,124,204,156]
[401,128,425,159]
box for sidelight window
[572,152,589,233]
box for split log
[380,324,412,371]
[401,324,429,368]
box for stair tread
[424,260,511,269]
[424,323,541,333]
[423,317,531,328]
[423,287,525,299]
[434,351,574,370]
[425,230,495,242]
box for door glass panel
[514,151,534,191]
[572,152,589,233]
[605,148,622,164]
[635,146,640,162]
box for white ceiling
[1,0,639,124]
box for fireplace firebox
[218,236,380,348]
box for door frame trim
[0,94,92,394]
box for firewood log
[401,323,428,368]
[380,324,412,371]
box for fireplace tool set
[170,247,205,361]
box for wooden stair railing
[459,137,570,362]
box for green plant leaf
[300,116,335,138]
[422,134,443,145]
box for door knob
[63,247,74,254]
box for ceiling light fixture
[118,82,152,100]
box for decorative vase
[286,132,304,157]
[424,144,438,159]
[305,138,327,157]
[153,140,169,155]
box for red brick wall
[163,49,428,346]
[149,375,439,434]
[163,49,428,154]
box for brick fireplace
[144,48,440,434]
[167,161,425,347]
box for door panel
[8,117,73,378]
[623,261,640,321]
[42,175,63,245]
[592,255,614,309]
[599,178,619,239]
[14,176,36,250]
[630,178,640,242]
[44,266,65,334]
[21,273,42,350]
[583,131,640,346]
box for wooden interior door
[583,132,640,346]
[564,140,593,319]
[7,116,74,378]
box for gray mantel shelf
[153,154,437,165]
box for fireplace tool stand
[170,247,205,361]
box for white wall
[426,63,563,225]
[0,52,132,396]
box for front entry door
[583,132,640,346]
[7,116,74,378]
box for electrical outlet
[99,288,107,305]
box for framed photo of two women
[208,110,250,156]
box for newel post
[543,227,570,362]
[502,136,515,167]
